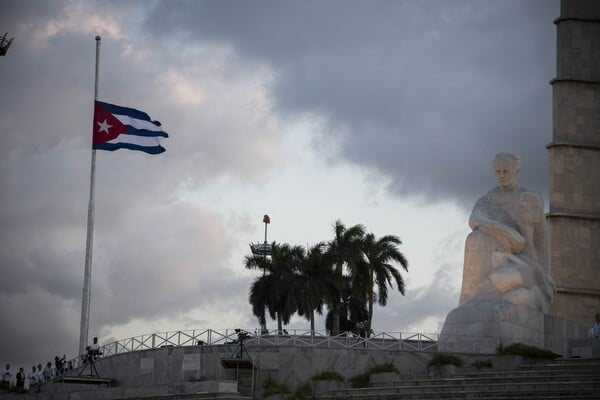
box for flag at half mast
[93,101,169,154]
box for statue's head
[493,152,520,189]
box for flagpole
[79,35,101,355]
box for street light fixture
[249,214,271,256]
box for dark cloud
[145,0,558,205]
[0,290,79,370]
[0,0,282,367]
[0,0,562,368]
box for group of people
[1,356,73,391]
[1,337,104,391]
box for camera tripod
[78,353,100,378]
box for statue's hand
[479,222,525,254]
[507,231,526,253]
[495,230,525,253]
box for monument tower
[547,0,600,325]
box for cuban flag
[92,101,169,154]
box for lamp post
[249,214,271,334]
[249,214,271,257]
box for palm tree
[296,243,338,334]
[324,275,368,335]
[326,220,366,335]
[359,232,408,335]
[245,242,303,333]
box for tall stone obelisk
[547,0,600,325]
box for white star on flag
[97,119,112,134]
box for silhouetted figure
[15,367,25,389]
[54,355,65,374]
[590,313,600,339]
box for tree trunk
[277,313,283,334]
[332,306,340,336]
[367,273,374,337]
[332,262,343,335]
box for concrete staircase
[315,359,600,399]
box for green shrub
[349,372,370,388]
[427,353,463,368]
[262,375,291,397]
[470,359,492,369]
[496,342,560,359]
[366,362,399,374]
[349,362,398,388]
[310,370,344,381]
[287,382,312,400]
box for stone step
[457,367,600,378]
[117,394,251,400]
[518,364,600,372]
[316,393,599,400]
[380,380,600,392]
[320,380,600,399]
[374,373,600,387]
[316,386,599,400]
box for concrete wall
[16,331,594,400]
[90,344,434,387]
[544,314,590,356]
[37,344,441,399]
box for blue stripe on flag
[123,127,169,138]
[97,101,154,122]
[94,142,166,155]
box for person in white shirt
[36,364,43,384]
[87,337,102,360]
[89,337,100,352]
[42,362,53,382]
[26,366,37,388]
[1,363,11,387]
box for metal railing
[66,329,439,368]
[65,328,576,370]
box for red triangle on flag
[92,101,128,146]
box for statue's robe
[439,186,555,353]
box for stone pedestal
[438,302,545,354]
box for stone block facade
[548,0,600,326]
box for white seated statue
[438,153,556,353]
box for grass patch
[470,359,492,369]
[310,370,344,381]
[496,342,560,359]
[287,382,312,400]
[427,353,463,368]
[349,362,399,388]
[349,372,370,388]
[262,375,291,397]
[366,362,399,374]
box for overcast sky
[0,0,559,368]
